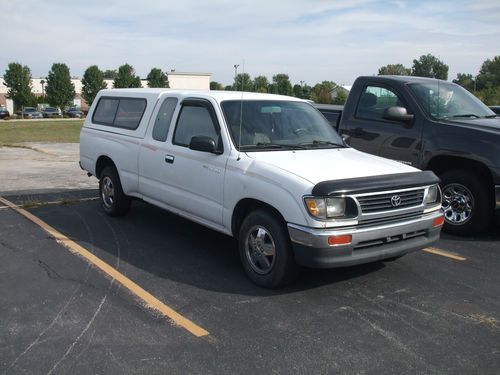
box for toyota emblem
[391,195,402,207]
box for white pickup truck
[80,89,444,288]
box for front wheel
[440,170,493,235]
[238,210,300,288]
[99,166,131,217]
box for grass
[0,119,84,144]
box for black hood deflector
[312,171,440,196]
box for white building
[0,71,211,112]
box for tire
[99,166,131,217]
[439,169,493,235]
[238,210,301,288]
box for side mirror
[189,136,218,153]
[383,106,414,122]
[341,134,351,145]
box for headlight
[424,185,440,204]
[305,197,346,219]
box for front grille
[357,189,424,213]
[354,230,426,250]
[358,211,423,227]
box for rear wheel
[439,170,493,235]
[99,166,131,217]
[238,210,300,288]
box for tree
[146,68,169,88]
[332,90,348,105]
[292,83,312,99]
[293,84,303,98]
[210,81,224,90]
[378,64,411,76]
[224,85,233,91]
[271,74,292,96]
[113,64,142,88]
[476,55,500,90]
[253,75,269,93]
[103,69,117,79]
[45,63,75,110]
[233,73,253,91]
[411,54,449,80]
[311,81,337,104]
[453,73,476,92]
[82,65,108,107]
[301,84,312,100]
[3,62,35,111]
[475,86,500,106]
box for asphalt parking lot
[1,189,499,374]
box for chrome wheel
[101,176,115,209]
[244,225,276,275]
[442,183,474,225]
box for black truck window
[355,86,404,121]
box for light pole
[233,64,239,90]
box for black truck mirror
[383,106,414,122]
[189,136,218,153]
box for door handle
[165,154,175,164]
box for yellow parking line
[0,196,209,338]
[423,247,467,261]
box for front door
[342,84,422,167]
[160,98,227,227]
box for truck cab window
[152,97,178,142]
[356,86,404,121]
[173,105,219,147]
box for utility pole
[233,64,239,90]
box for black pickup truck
[316,76,500,235]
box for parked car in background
[0,107,10,119]
[315,76,500,235]
[66,107,84,118]
[16,107,43,119]
[42,107,62,118]
[490,106,500,115]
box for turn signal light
[432,216,445,227]
[328,235,352,246]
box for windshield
[45,107,56,112]
[221,100,343,151]
[408,81,495,120]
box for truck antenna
[237,60,245,161]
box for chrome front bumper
[288,210,443,268]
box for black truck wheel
[440,170,493,235]
[238,210,300,288]
[99,166,131,217]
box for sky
[1,0,499,86]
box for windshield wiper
[240,143,307,150]
[484,114,499,118]
[446,114,481,119]
[299,140,345,148]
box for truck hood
[443,117,500,134]
[246,148,417,185]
